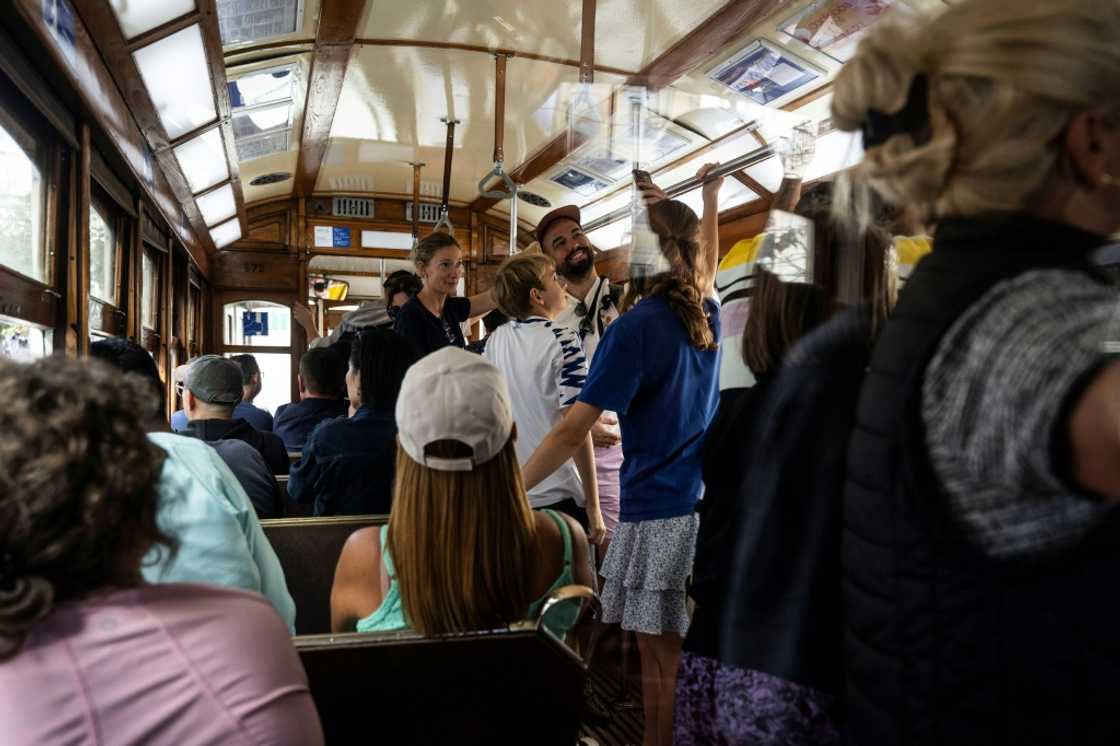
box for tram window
[224,351,290,416]
[0,110,47,283]
[222,300,291,347]
[0,316,51,361]
[141,248,161,330]
[89,196,120,304]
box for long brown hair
[742,271,828,377]
[741,189,898,375]
[388,437,537,636]
[620,200,716,350]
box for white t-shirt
[485,316,589,508]
[553,275,621,363]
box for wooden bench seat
[296,622,586,745]
[262,515,387,635]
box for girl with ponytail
[521,164,724,746]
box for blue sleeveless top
[356,509,580,639]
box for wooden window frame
[0,68,65,353]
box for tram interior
[12,0,1112,744]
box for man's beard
[560,246,594,279]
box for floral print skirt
[674,651,840,746]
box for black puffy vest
[843,214,1120,745]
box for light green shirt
[143,432,296,632]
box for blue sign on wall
[242,311,269,337]
[332,226,350,247]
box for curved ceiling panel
[319,46,626,202]
[358,0,728,73]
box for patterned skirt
[674,651,840,746]
[600,513,699,636]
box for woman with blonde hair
[393,232,498,358]
[832,0,1120,742]
[329,346,594,639]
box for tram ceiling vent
[518,190,552,208]
[332,197,375,219]
[405,202,442,224]
[249,172,292,186]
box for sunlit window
[0,316,51,361]
[228,64,297,162]
[222,300,291,347]
[224,351,290,416]
[142,248,160,329]
[89,201,117,303]
[0,114,46,282]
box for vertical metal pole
[509,186,519,255]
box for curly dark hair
[0,356,172,659]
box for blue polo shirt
[578,295,720,522]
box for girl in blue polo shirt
[522,168,722,746]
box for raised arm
[522,401,603,491]
[467,288,497,318]
[696,162,724,298]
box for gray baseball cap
[183,355,243,405]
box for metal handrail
[581,143,777,234]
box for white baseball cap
[395,346,513,471]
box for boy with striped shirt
[484,253,605,544]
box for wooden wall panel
[213,250,299,291]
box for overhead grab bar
[581,143,777,234]
[433,117,460,235]
[476,53,521,253]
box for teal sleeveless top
[356,509,579,639]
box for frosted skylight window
[132,25,217,140]
[196,183,237,226]
[108,0,196,40]
[210,218,241,248]
[172,128,229,194]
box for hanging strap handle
[479,54,517,200]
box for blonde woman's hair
[831,0,1120,224]
[388,437,537,636]
[492,253,556,320]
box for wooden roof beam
[198,0,249,238]
[470,0,799,215]
[294,0,368,197]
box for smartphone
[632,169,654,190]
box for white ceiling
[221,0,952,231]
